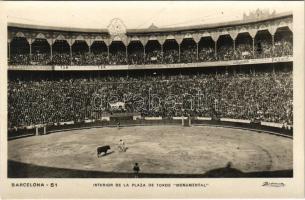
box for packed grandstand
[7,10,293,132]
[8,25,292,66]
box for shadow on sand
[8,160,292,178]
[98,151,115,157]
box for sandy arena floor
[8,126,292,174]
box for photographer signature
[262,182,285,187]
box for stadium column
[104,38,111,63]
[252,38,255,56]
[210,32,220,59]
[67,38,73,65]
[122,36,130,63]
[47,38,54,61]
[88,42,91,54]
[50,43,53,61]
[178,44,181,62]
[192,34,201,62]
[158,36,166,62]
[8,40,10,62]
[107,45,110,62]
[268,25,277,56]
[70,45,72,65]
[229,30,238,59]
[248,29,257,58]
[28,38,33,63]
[271,34,275,53]
[214,41,217,58]
[125,46,128,61]
[139,36,149,63]
[71,39,74,65]
[69,38,75,65]
[175,35,184,63]
[196,43,199,61]
[86,38,92,54]
[8,33,12,62]
[161,44,164,60]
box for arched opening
[72,40,89,65]
[274,27,293,57]
[52,40,70,65]
[255,30,272,58]
[198,37,215,62]
[32,38,51,65]
[217,34,233,61]
[10,37,30,65]
[128,41,144,65]
[180,38,196,63]
[90,41,108,65]
[109,41,126,65]
[145,40,161,64]
[235,32,253,60]
[163,39,179,64]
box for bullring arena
[8,124,292,178]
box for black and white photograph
[0,1,304,198]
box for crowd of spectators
[109,51,127,65]
[217,44,235,61]
[9,54,30,65]
[235,43,253,60]
[145,50,162,64]
[8,69,293,128]
[9,36,293,66]
[198,47,216,62]
[31,53,51,65]
[163,49,179,64]
[255,40,273,59]
[51,53,70,65]
[181,47,197,63]
[128,51,145,65]
[273,38,293,57]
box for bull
[97,145,111,157]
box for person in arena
[133,162,140,178]
[118,139,126,152]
